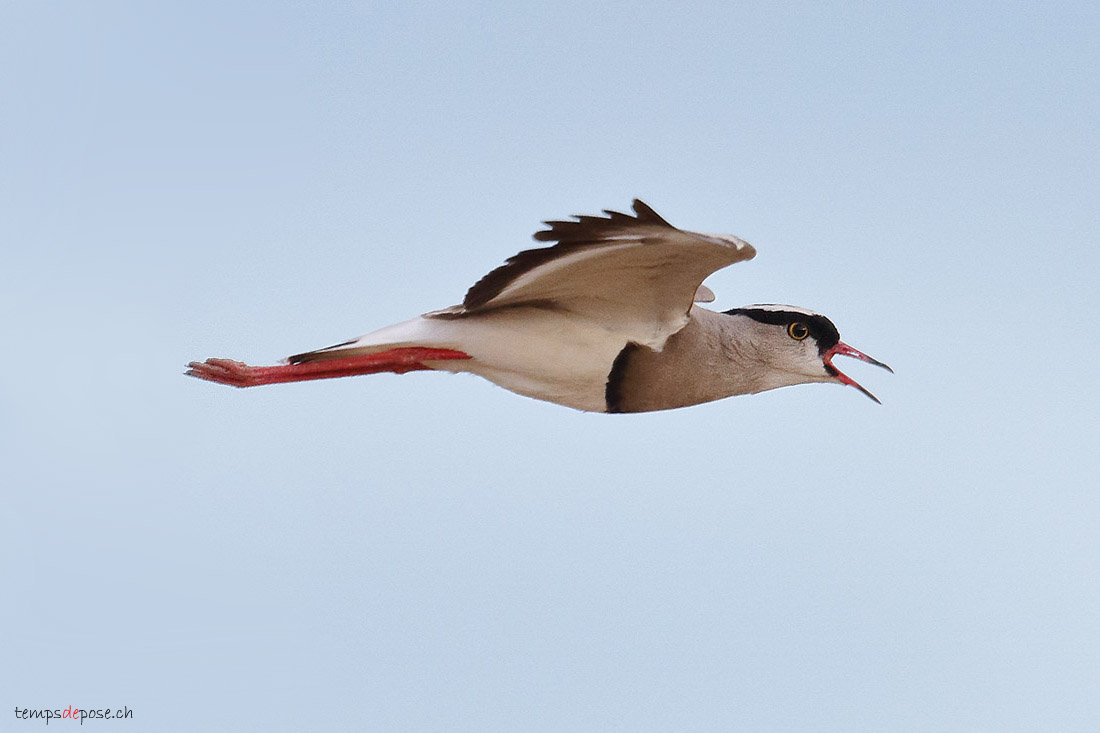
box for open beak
[823,342,893,404]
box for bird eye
[787,322,810,340]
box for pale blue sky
[2,1,1098,730]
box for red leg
[186,347,471,388]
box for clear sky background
[2,2,1098,731]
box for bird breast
[606,307,765,413]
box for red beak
[823,342,893,404]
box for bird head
[724,305,893,402]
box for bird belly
[341,308,626,412]
[455,309,625,412]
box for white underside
[330,308,630,412]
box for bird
[187,199,891,412]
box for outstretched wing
[439,199,756,349]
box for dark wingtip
[631,198,670,225]
[478,201,677,310]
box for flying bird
[187,200,891,412]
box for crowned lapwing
[187,200,891,412]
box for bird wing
[440,199,756,349]
[693,284,717,303]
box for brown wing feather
[462,199,675,310]
[437,199,754,349]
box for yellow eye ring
[788,322,810,340]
